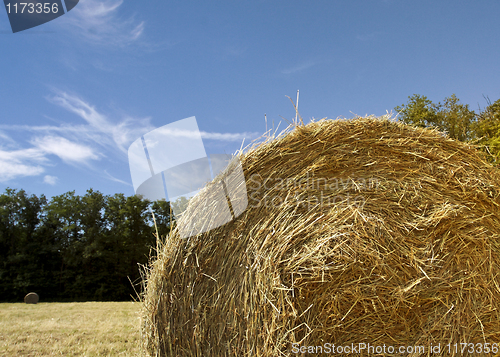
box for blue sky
[1,0,499,200]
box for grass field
[0,301,141,356]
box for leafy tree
[78,189,108,299]
[45,191,84,299]
[102,193,155,300]
[395,94,440,129]
[395,94,477,142]
[46,191,83,257]
[0,187,171,302]
[0,189,49,300]
[151,199,174,239]
[0,188,22,300]
[171,196,190,219]
[435,94,477,142]
[472,98,500,164]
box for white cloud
[0,130,15,144]
[0,91,155,183]
[50,92,109,130]
[200,131,258,141]
[31,136,99,164]
[144,127,258,143]
[0,124,87,133]
[0,147,48,163]
[104,170,132,186]
[356,31,384,41]
[0,161,44,182]
[48,91,153,153]
[281,60,318,75]
[222,46,247,58]
[43,175,58,185]
[0,91,257,184]
[0,148,46,182]
[49,92,258,146]
[63,0,145,47]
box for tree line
[395,94,500,164]
[0,188,172,302]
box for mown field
[0,301,141,356]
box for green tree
[395,94,477,142]
[171,196,191,219]
[395,94,440,129]
[0,189,50,301]
[45,191,84,299]
[104,193,154,300]
[472,98,500,164]
[0,188,24,300]
[78,189,108,299]
[151,199,174,239]
[0,187,169,302]
[435,94,477,142]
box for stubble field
[0,301,141,356]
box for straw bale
[24,292,39,304]
[141,115,500,356]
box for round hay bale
[24,292,39,304]
[141,116,500,356]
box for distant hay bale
[141,115,500,356]
[24,292,39,304]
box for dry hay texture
[141,115,500,356]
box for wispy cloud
[200,131,257,141]
[61,0,145,47]
[0,161,44,182]
[356,31,384,41]
[0,132,99,182]
[145,127,258,143]
[221,45,247,59]
[31,136,100,164]
[104,170,132,186]
[0,124,95,134]
[48,91,154,153]
[0,147,48,164]
[0,130,15,144]
[43,175,58,185]
[0,91,152,182]
[0,147,46,182]
[0,91,256,183]
[281,60,318,75]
